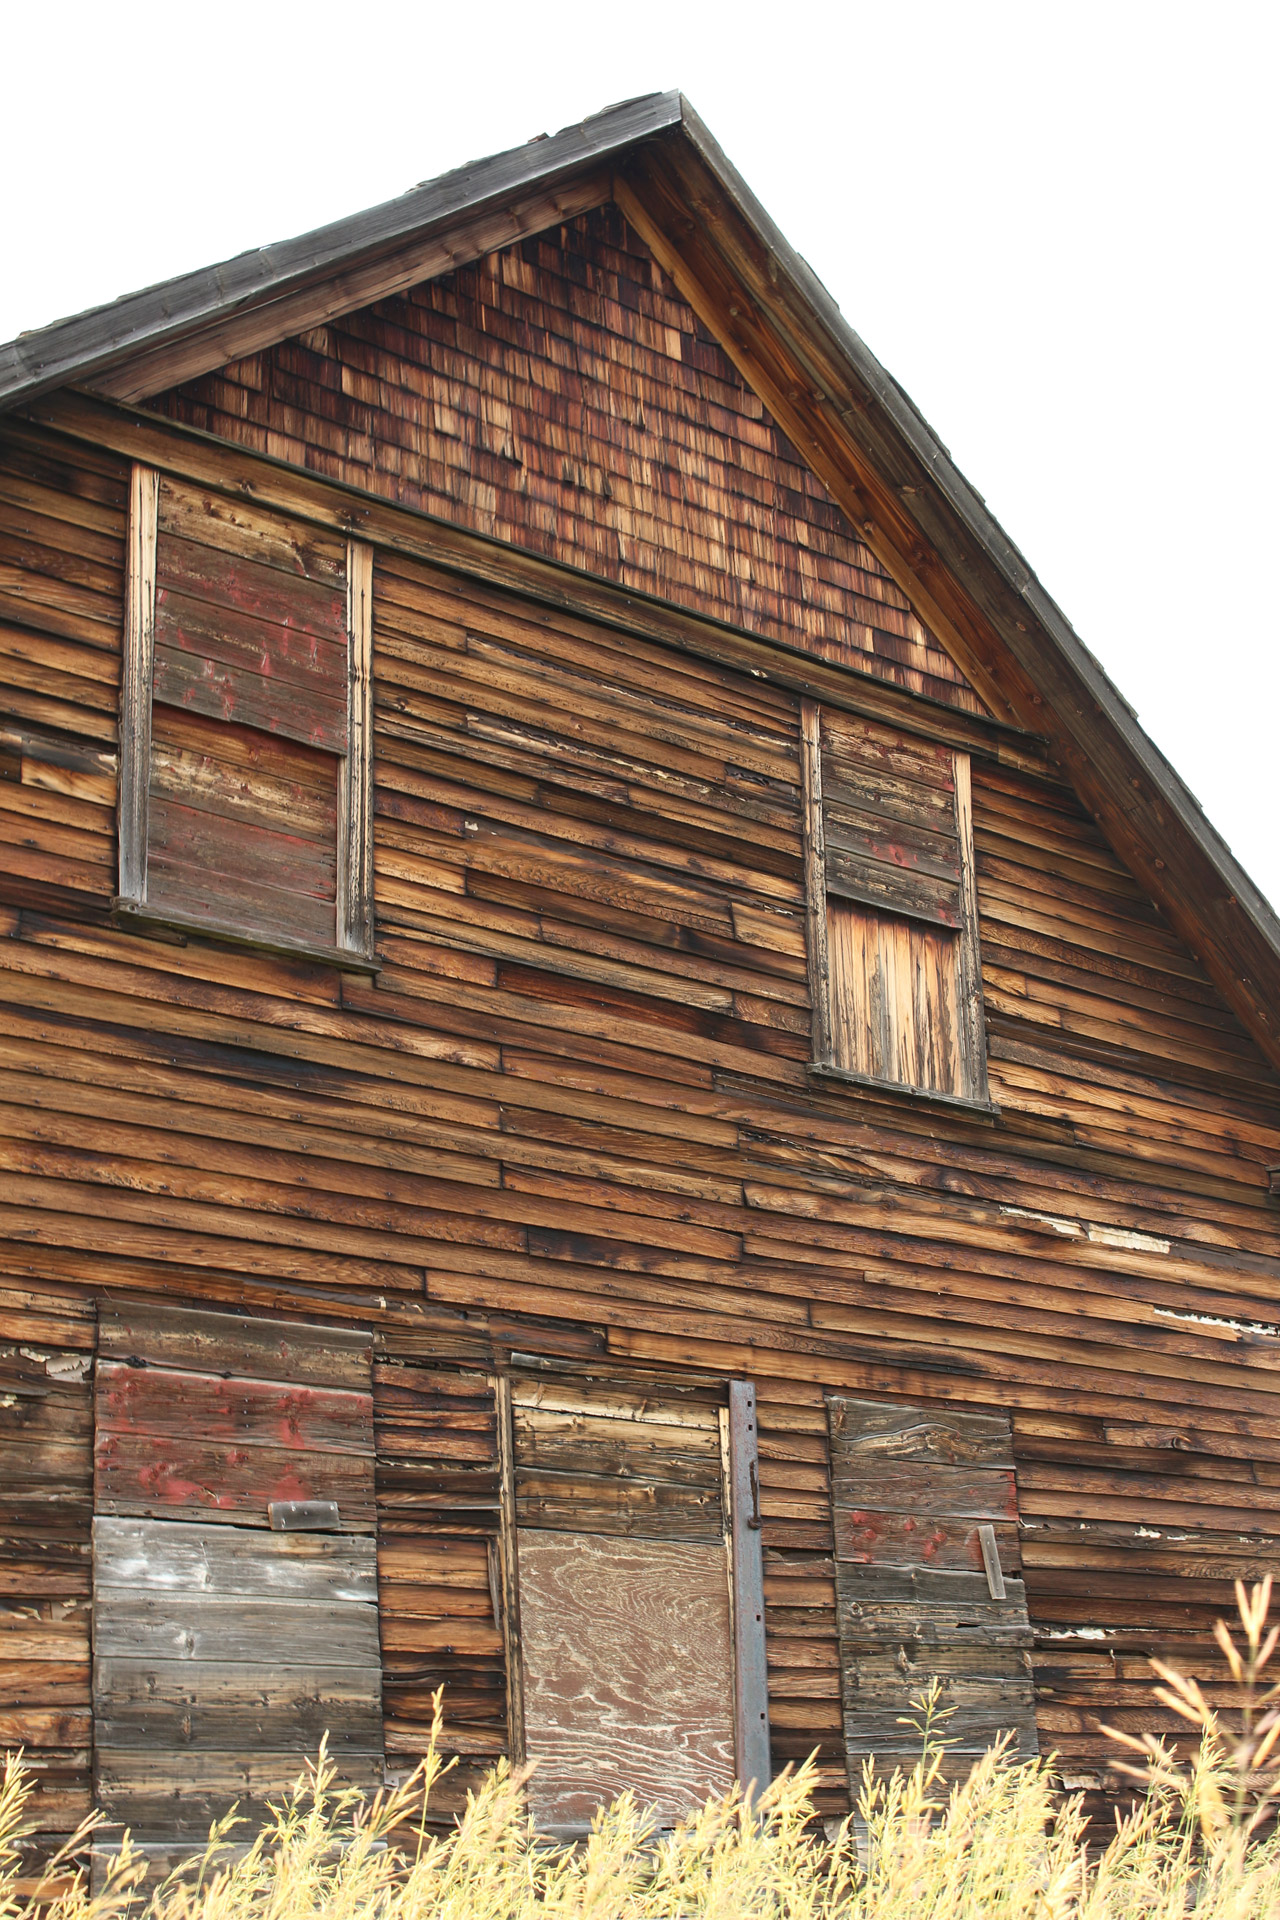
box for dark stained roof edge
[0,92,684,408]
[3,88,1276,980]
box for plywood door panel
[517,1528,735,1830]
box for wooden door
[92,1304,383,1839]
[501,1370,767,1835]
[827,1395,1039,1787]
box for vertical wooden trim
[117,463,158,906]
[338,539,374,955]
[800,699,831,1066]
[952,750,990,1103]
[727,1379,770,1800]
[494,1373,526,1767]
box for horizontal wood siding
[1,418,1280,1828]
[0,1284,94,1856]
[150,207,984,713]
[374,1345,505,1819]
[0,427,124,926]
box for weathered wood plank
[92,1517,377,1600]
[830,1400,1014,1468]
[94,1432,376,1530]
[515,1468,723,1542]
[97,1304,373,1388]
[154,531,348,645]
[94,1750,382,1835]
[94,1659,382,1751]
[93,1592,381,1664]
[834,1509,1021,1573]
[97,1359,374,1459]
[825,844,961,929]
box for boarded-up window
[118,468,373,961]
[500,1371,768,1835]
[802,703,988,1105]
[92,1304,382,1838]
[827,1395,1038,1786]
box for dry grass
[6,1583,1280,1917]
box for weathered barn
[3,90,1280,1866]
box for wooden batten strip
[953,752,990,1105]
[117,463,157,906]
[340,540,374,957]
[799,701,830,1066]
[727,1379,770,1798]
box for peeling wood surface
[518,1528,735,1830]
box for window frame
[800,697,995,1116]
[116,461,376,971]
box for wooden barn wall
[4,414,1280,1838]
[148,205,984,716]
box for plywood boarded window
[92,1304,382,1838]
[499,1372,768,1835]
[118,467,373,961]
[827,1395,1038,1787]
[802,703,989,1105]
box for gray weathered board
[827,1395,1039,1786]
[92,1517,383,1830]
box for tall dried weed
[5,1584,1280,1916]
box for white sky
[5,1,1277,910]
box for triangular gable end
[144,206,990,719]
[8,92,1279,1070]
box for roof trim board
[0,94,677,410]
[4,92,1279,1072]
